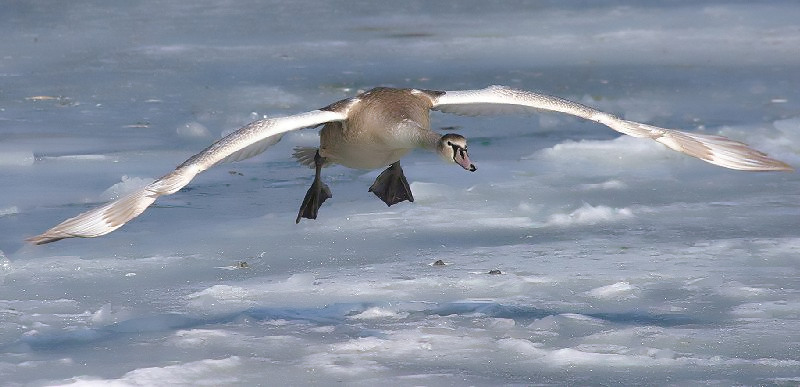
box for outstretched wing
[432,85,792,172]
[28,109,347,244]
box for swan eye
[446,141,453,146]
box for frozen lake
[2,1,800,385]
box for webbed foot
[296,178,332,223]
[296,150,332,223]
[368,161,414,206]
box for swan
[27,85,792,244]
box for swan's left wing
[431,85,792,172]
[27,109,346,244]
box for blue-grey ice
[2,1,799,385]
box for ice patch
[533,136,673,167]
[228,86,303,109]
[177,121,211,138]
[185,274,319,312]
[186,284,254,311]
[303,328,492,376]
[335,336,389,353]
[99,175,154,201]
[170,329,234,348]
[90,303,132,325]
[407,181,450,202]
[587,281,637,299]
[771,116,800,155]
[0,206,19,217]
[0,250,10,273]
[730,300,800,319]
[484,317,516,330]
[583,93,672,123]
[772,116,800,140]
[547,203,633,226]
[547,347,650,367]
[40,154,111,162]
[304,350,388,376]
[716,283,769,298]
[348,307,408,320]
[578,179,627,190]
[527,314,607,337]
[0,150,34,167]
[64,356,241,386]
[497,337,548,358]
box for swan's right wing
[27,109,347,244]
[432,85,792,172]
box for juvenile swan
[28,86,792,244]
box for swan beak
[455,149,477,172]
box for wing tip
[25,233,68,245]
[755,158,794,172]
[658,130,794,172]
[726,160,795,172]
[705,139,794,172]
[705,150,794,172]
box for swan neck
[421,131,441,151]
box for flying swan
[27,86,792,244]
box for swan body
[28,85,792,244]
[296,88,445,170]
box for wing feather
[27,109,346,244]
[433,85,792,172]
[216,132,284,164]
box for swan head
[438,133,476,172]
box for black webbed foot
[296,178,331,223]
[368,161,414,206]
[296,150,332,223]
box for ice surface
[99,176,155,202]
[0,150,34,167]
[2,1,800,385]
[176,122,212,139]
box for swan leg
[369,161,414,206]
[296,150,332,223]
